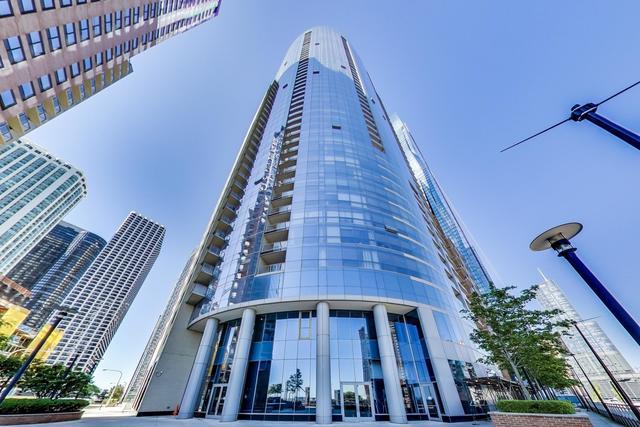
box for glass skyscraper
[536,271,640,401]
[20,227,106,333]
[0,139,86,275]
[138,27,498,423]
[391,116,492,295]
[47,212,164,373]
[6,221,82,290]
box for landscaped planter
[489,411,592,427]
[0,411,83,425]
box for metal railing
[258,263,285,274]
[268,206,291,216]
[592,402,640,426]
[265,222,289,232]
[261,241,287,253]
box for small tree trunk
[504,352,531,400]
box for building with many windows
[6,221,82,290]
[20,225,105,333]
[0,139,86,275]
[0,0,222,143]
[137,27,504,423]
[391,116,492,295]
[536,271,640,402]
[47,211,164,373]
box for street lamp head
[530,222,583,253]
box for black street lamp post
[530,223,640,347]
[570,103,640,151]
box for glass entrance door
[207,384,227,417]
[341,382,374,421]
[422,383,441,421]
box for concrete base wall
[489,411,592,427]
[0,411,82,425]
[136,302,203,414]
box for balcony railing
[262,241,287,253]
[268,206,291,216]
[272,191,293,201]
[259,263,285,274]
[265,221,289,232]
[277,166,296,175]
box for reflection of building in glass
[137,27,509,423]
[391,116,492,295]
[47,212,164,373]
[536,271,640,401]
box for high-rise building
[391,116,492,294]
[6,221,82,290]
[536,271,640,401]
[0,139,86,275]
[123,252,196,409]
[138,27,503,423]
[47,212,164,373]
[0,0,222,143]
[21,227,106,332]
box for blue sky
[28,0,640,389]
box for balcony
[278,156,297,169]
[229,190,244,203]
[271,190,293,208]
[218,214,235,230]
[187,283,208,305]
[223,202,238,216]
[211,228,227,245]
[268,205,291,223]
[204,245,223,265]
[258,262,285,275]
[195,262,216,285]
[264,221,289,243]
[261,241,287,264]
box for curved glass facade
[194,27,454,318]
[138,26,509,423]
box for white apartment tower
[0,139,86,275]
[47,211,165,373]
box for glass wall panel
[388,310,442,417]
[239,311,316,418]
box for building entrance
[341,382,374,421]
[206,384,227,417]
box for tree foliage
[0,355,23,386]
[463,284,577,391]
[18,361,95,399]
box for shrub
[0,398,89,414]
[496,400,575,414]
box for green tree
[19,361,96,399]
[286,369,304,395]
[463,284,576,396]
[106,384,124,405]
[0,355,24,388]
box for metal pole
[553,243,640,347]
[568,364,596,411]
[103,369,123,406]
[572,322,640,422]
[0,313,67,404]
[571,103,640,151]
[571,353,613,420]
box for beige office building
[0,0,222,143]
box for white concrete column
[220,308,256,422]
[372,304,407,424]
[316,301,331,424]
[177,317,219,419]
[416,306,464,416]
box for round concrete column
[220,308,256,422]
[177,317,219,419]
[373,304,408,424]
[316,301,331,424]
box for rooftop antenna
[501,79,640,152]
